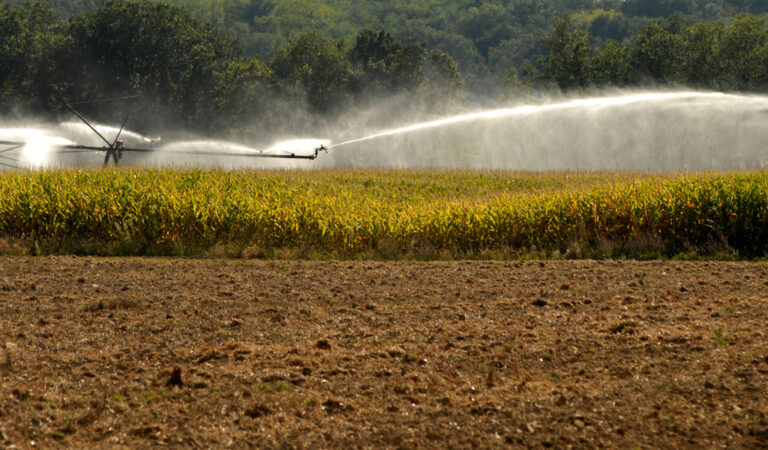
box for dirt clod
[315,339,331,350]
[167,367,183,387]
[322,399,349,414]
[131,424,163,438]
[244,404,271,418]
[608,321,637,334]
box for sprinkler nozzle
[312,144,328,159]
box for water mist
[1,90,767,171]
[320,91,768,171]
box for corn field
[0,168,766,258]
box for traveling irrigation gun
[0,99,327,169]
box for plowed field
[0,258,766,448]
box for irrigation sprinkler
[0,141,24,168]
[0,98,328,169]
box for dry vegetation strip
[0,257,766,447]
[0,168,767,258]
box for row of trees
[159,0,768,77]
[538,13,768,91]
[1,0,241,130]
[9,0,768,79]
[0,0,459,133]
[2,0,768,134]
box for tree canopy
[538,13,768,91]
[1,0,768,134]
[8,0,768,80]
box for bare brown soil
[0,257,766,448]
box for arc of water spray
[329,91,741,148]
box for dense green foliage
[2,0,768,133]
[0,0,463,131]
[98,0,768,76]
[0,0,240,129]
[0,168,767,259]
[538,13,768,90]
